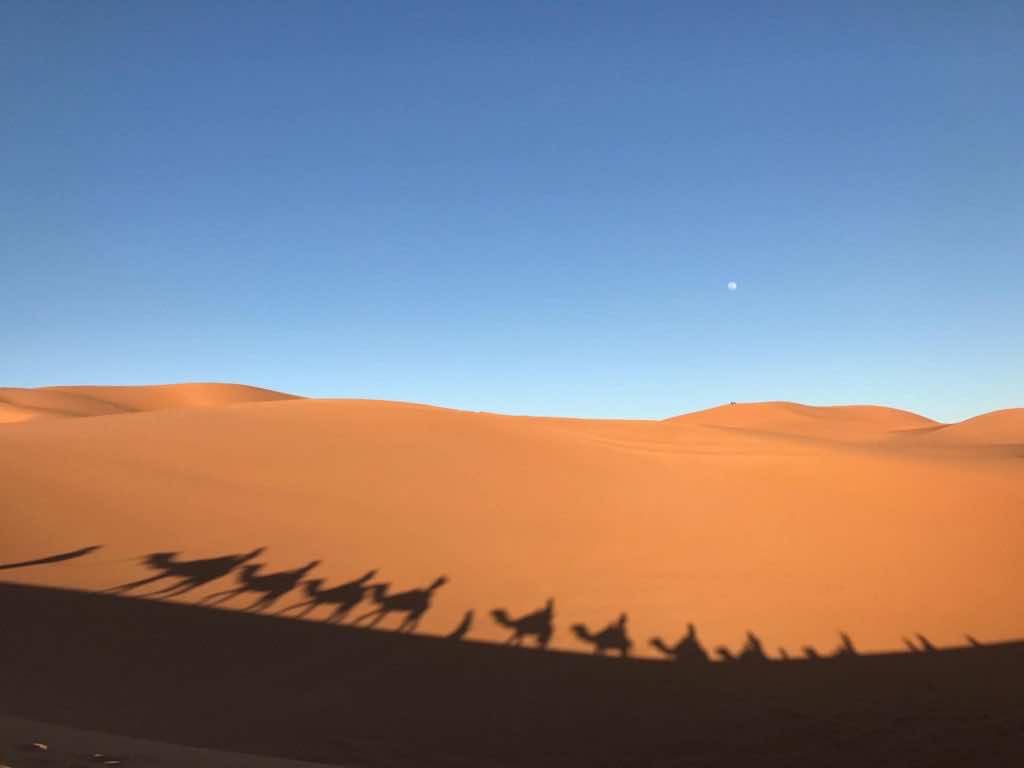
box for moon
[727,281,737,291]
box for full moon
[727,281,737,291]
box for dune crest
[919,408,1024,444]
[665,401,940,439]
[0,383,298,423]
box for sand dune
[1,388,1021,659]
[665,401,939,440]
[918,407,1024,444]
[0,383,297,422]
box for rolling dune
[0,383,297,423]
[1,387,1021,658]
[919,408,1024,444]
[665,401,939,437]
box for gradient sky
[3,2,1021,422]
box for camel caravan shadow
[0,544,1004,663]
[104,546,453,635]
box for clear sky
[3,2,1021,422]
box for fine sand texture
[1,385,1021,657]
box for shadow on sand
[0,546,102,570]
[1,581,1023,768]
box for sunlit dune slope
[919,408,1024,444]
[1,392,1021,658]
[0,383,297,422]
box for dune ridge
[665,400,941,436]
[0,383,298,423]
[916,407,1024,444]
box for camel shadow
[650,622,710,664]
[572,613,631,657]
[491,598,555,649]
[199,560,320,611]
[104,547,265,598]
[277,569,379,622]
[352,576,448,632]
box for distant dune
[665,401,940,439]
[917,408,1024,444]
[1,386,1021,658]
[0,383,297,423]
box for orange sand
[1,384,1020,657]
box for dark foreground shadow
[2,581,1022,768]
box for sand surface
[1,384,1021,657]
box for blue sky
[3,2,1021,422]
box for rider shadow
[104,547,266,598]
